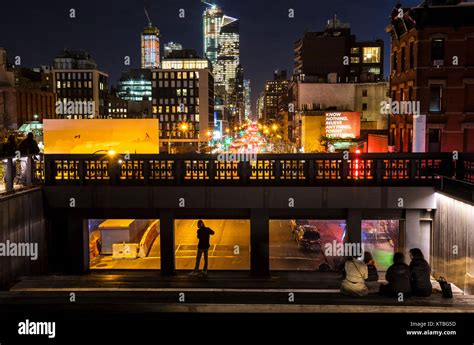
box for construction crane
[144,0,152,26]
[201,0,217,9]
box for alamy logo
[0,240,38,260]
[18,320,56,339]
[380,98,420,116]
[55,100,95,116]
[324,240,364,257]
[217,152,257,162]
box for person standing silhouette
[189,220,215,276]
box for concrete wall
[433,192,474,293]
[0,189,47,289]
[296,82,389,130]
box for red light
[355,149,361,154]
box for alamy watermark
[217,152,257,162]
[380,98,420,116]
[18,320,55,339]
[0,240,38,260]
[55,100,95,116]
[324,240,365,257]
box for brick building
[388,0,474,152]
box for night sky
[1,0,422,112]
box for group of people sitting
[340,248,432,298]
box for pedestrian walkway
[6,272,474,313]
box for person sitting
[409,248,432,297]
[363,251,379,282]
[379,252,411,297]
[340,256,369,296]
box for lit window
[351,57,360,64]
[351,47,359,54]
[429,85,443,112]
[362,47,381,63]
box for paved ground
[91,219,251,270]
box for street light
[169,122,189,154]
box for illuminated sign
[325,112,361,139]
[43,119,159,154]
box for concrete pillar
[250,209,269,276]
[347,209,362,245]
[66,214,89,274]
[404,209,426,259]
[160,209,176,275]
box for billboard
[43,119,159,154]
[325,112,361,139]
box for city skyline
[0,0,423,114]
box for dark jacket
[409,258,432,296]
[385,262,411,295]
[2,140,18,157]
[18,138,40,155]
[197,227,215,250]
[366,264,379,282]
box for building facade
[152,51,214,153]
[290,81,389,151]
[388,0,474,152]
[164,42,183,58]
[0,48,56,129]
[116,69,152,101]
[293,16,384,84]
[263,70,289,123]
[141,26,160,69]
[244,79,251,120]
[53,50,109,119]
[203,4,225,68]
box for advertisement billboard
[325,112,361,139]
[43,119,159,154]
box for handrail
[3,153,474,190]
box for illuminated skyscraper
[141,26,160,69]
[214,16,239,96]
[244,79,251,119]
[203,3,224,68]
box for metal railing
[39,152,468,187]
[2,153,474,191]
[0,155,43,194]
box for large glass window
[362,47,381,63]
[175,219,250,270]
[270,220,346,271]
[89,219,160,269]
[361,220,399,271]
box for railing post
[4,158,14,192]
[341,157,349,183]
[25,155,34,187]
[143,159,150,185]
[108,158,121,185]
[375,158,384,185]
[274,159,281,182]
[175,159,183,185]
[78,159,85,185]
[409,159,417,183]
[208,157,216,184]
[307,159,315,184]
[44,157,53,185]
[240,160,250,185]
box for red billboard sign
[325,112,361,139]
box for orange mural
[43,119,159,154]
